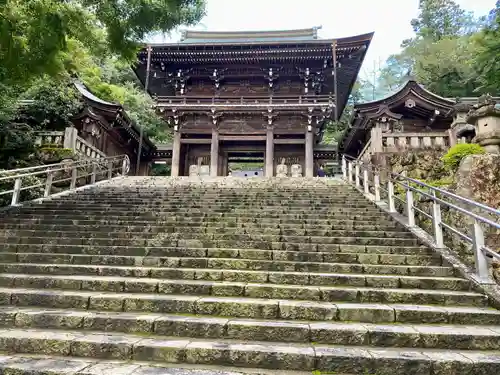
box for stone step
[0,287,499,325]
[0,327,499,373]
[2,243,436,257]
[0,262,455,278]
[0,249,444,266]
[39,196,372,203]
[0,229,417,240]
[0,235,422,248]
[0,217,401,227]
[0,222,407,233]
[0,258,454,286]
[3,306,500,350]
[0,354,290,375]
[0,274,477,304]
[7,210,391,220]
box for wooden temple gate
[136,28,373,177]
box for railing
[156,95,333,106]
[34,129,107,160]
[341,154,500,284]
[34,131,65,147]
[75,137,107,159]
[0,155,130,207]
[382,132,450,150]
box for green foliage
[410,0,477,41]
[376,0,500,98]
[0,0,205,86]
[474,2,500,92]
[19,76,83,130]
[0,121,39,170]
[442,143,485,171]
[0,0,196,170]
[323,80,364,144]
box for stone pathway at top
[0,176,498,374]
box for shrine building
[134,27,374,177]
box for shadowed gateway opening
[227,151,265,177]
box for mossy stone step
[0,223,407,233]
[0,217,401,227]
[0,250,444,266]
[0,306,499,350]
[0,236,422,248]
[0,262,454,278]
[0,287,499,325]
[0,327,499,373]
[0,229,417,241]
[0,274,479,305]
[1,243,435,257]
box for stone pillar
[467,96,500,154]
[210,128,219,177]
[305,129,314,178]
[171,131,181,177]
[266,127,274,177]
[370,126,383,153]
[63,126,78,150]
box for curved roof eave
[74,82,122,109]
[355,80,455,112]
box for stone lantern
[467,95,500,154]
[451,101,475,145]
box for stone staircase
[0,176,499,374]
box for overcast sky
[149,0,495,77]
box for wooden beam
[273,139,305,144]
[180,138,212,144]
[219,135,266,141]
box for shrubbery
[442,143,485,171]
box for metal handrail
[0,155,130,206]
[341,154,500,284]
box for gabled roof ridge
[181,27,322,40]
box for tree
[0,0,205,86]
[322,80,365,144]
[377,0,485,98]
[473,1,500,93]
[409,0,476,42]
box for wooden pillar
[266,127,274,177]
[305,129,314,178]
[210,128,219,177]
[171,132,181,177]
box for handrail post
[472,219,490,283]
[363,168,369,194]
[91,163,97,184]
[121,157,128,176]
[348,162,353,184]
[107,161,113,179]
[387,180,396,212]
[11,178,22,206]
[374,173,381,201]
[44,171,53,197]
[342,156,347,181]
[406,186,415,227]
[355,163,360,188]
[432,191,444,248]
[70,166,77,190]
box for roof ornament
[405,99,416,108]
